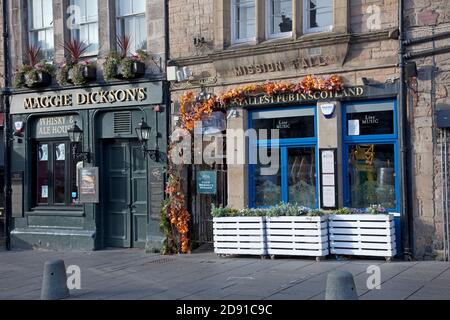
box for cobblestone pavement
[1,248,450,300]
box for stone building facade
[168,0,450,260]
[1,0,169,251]
[403,1,450,260]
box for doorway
[103,139,147,248]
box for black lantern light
[135,117,151,143]
[67,121,90,162]
[135,117,159,161]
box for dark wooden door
[104,140,147,248]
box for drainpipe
[2,0,11,250]
[398,0,413,260]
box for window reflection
[348,144,396,209]
[288,147,316,207]
[254,148,281,206]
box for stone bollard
[41,259,70,300]
[325,271,358,300]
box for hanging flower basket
[23,69,52,88]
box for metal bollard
[325,270,358,300]
[41,259,70,300]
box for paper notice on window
[56,144,65,161]
[39,144,48,161]
[322,174,335,186]
[41,185,48,199]
[321,150,335,174]
[322,186,336,208]
[348,120,360,136]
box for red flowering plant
[14,45,54,88]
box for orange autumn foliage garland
[163,75,343,254]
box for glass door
[286,147,317,208]
[251,145,318,208]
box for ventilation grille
[113,112,132,134]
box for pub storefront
[225,83,403,254]
[8,82,167,251]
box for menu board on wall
[319,149,338,210]
[79,167,99,203]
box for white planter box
[266,216,329,259]
[213,217,266,256]
[329,214,396,259]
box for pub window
[266,0,293,38]
[345,101,395,137]
[116,0,147,53]
[28,0,54,60]
[344,100,398,211]
[251,108,316,140]
[303,0,333,34]
[231,0,256,44]
[347,144,396,209]
[250,107,318,208]
[70,0,99,55]
[34,141,78,206]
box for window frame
[248,106,319,208]
[69,0,99,56]
[32,139,79,208]
[302,0,334,34]
[115,0,147,54]
[231,0,257,45]
[28,0,54,60]
[342,99,400,212]
[265,0,293,39]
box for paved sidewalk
[1,249,450,300]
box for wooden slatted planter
[329,214,396,261]
[213,217,266,256]
[266,216,329,260]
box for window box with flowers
[103,35,147,82]
[14,45,54,89]
[56,40,97,86]
[328,206,397,261]
[211,204,329,259]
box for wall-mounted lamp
[67,121,90,162]
[135,117,159,162]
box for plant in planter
[14,45,54,88]
[103,35,147,81]
[329,206,396,260]
[56,40,96,86]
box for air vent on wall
[113,112,132,134]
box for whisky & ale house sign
[10,83,163,115]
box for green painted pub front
[8,81,167,251]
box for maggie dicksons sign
[233,86,365,107]
[10,83,164,115]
